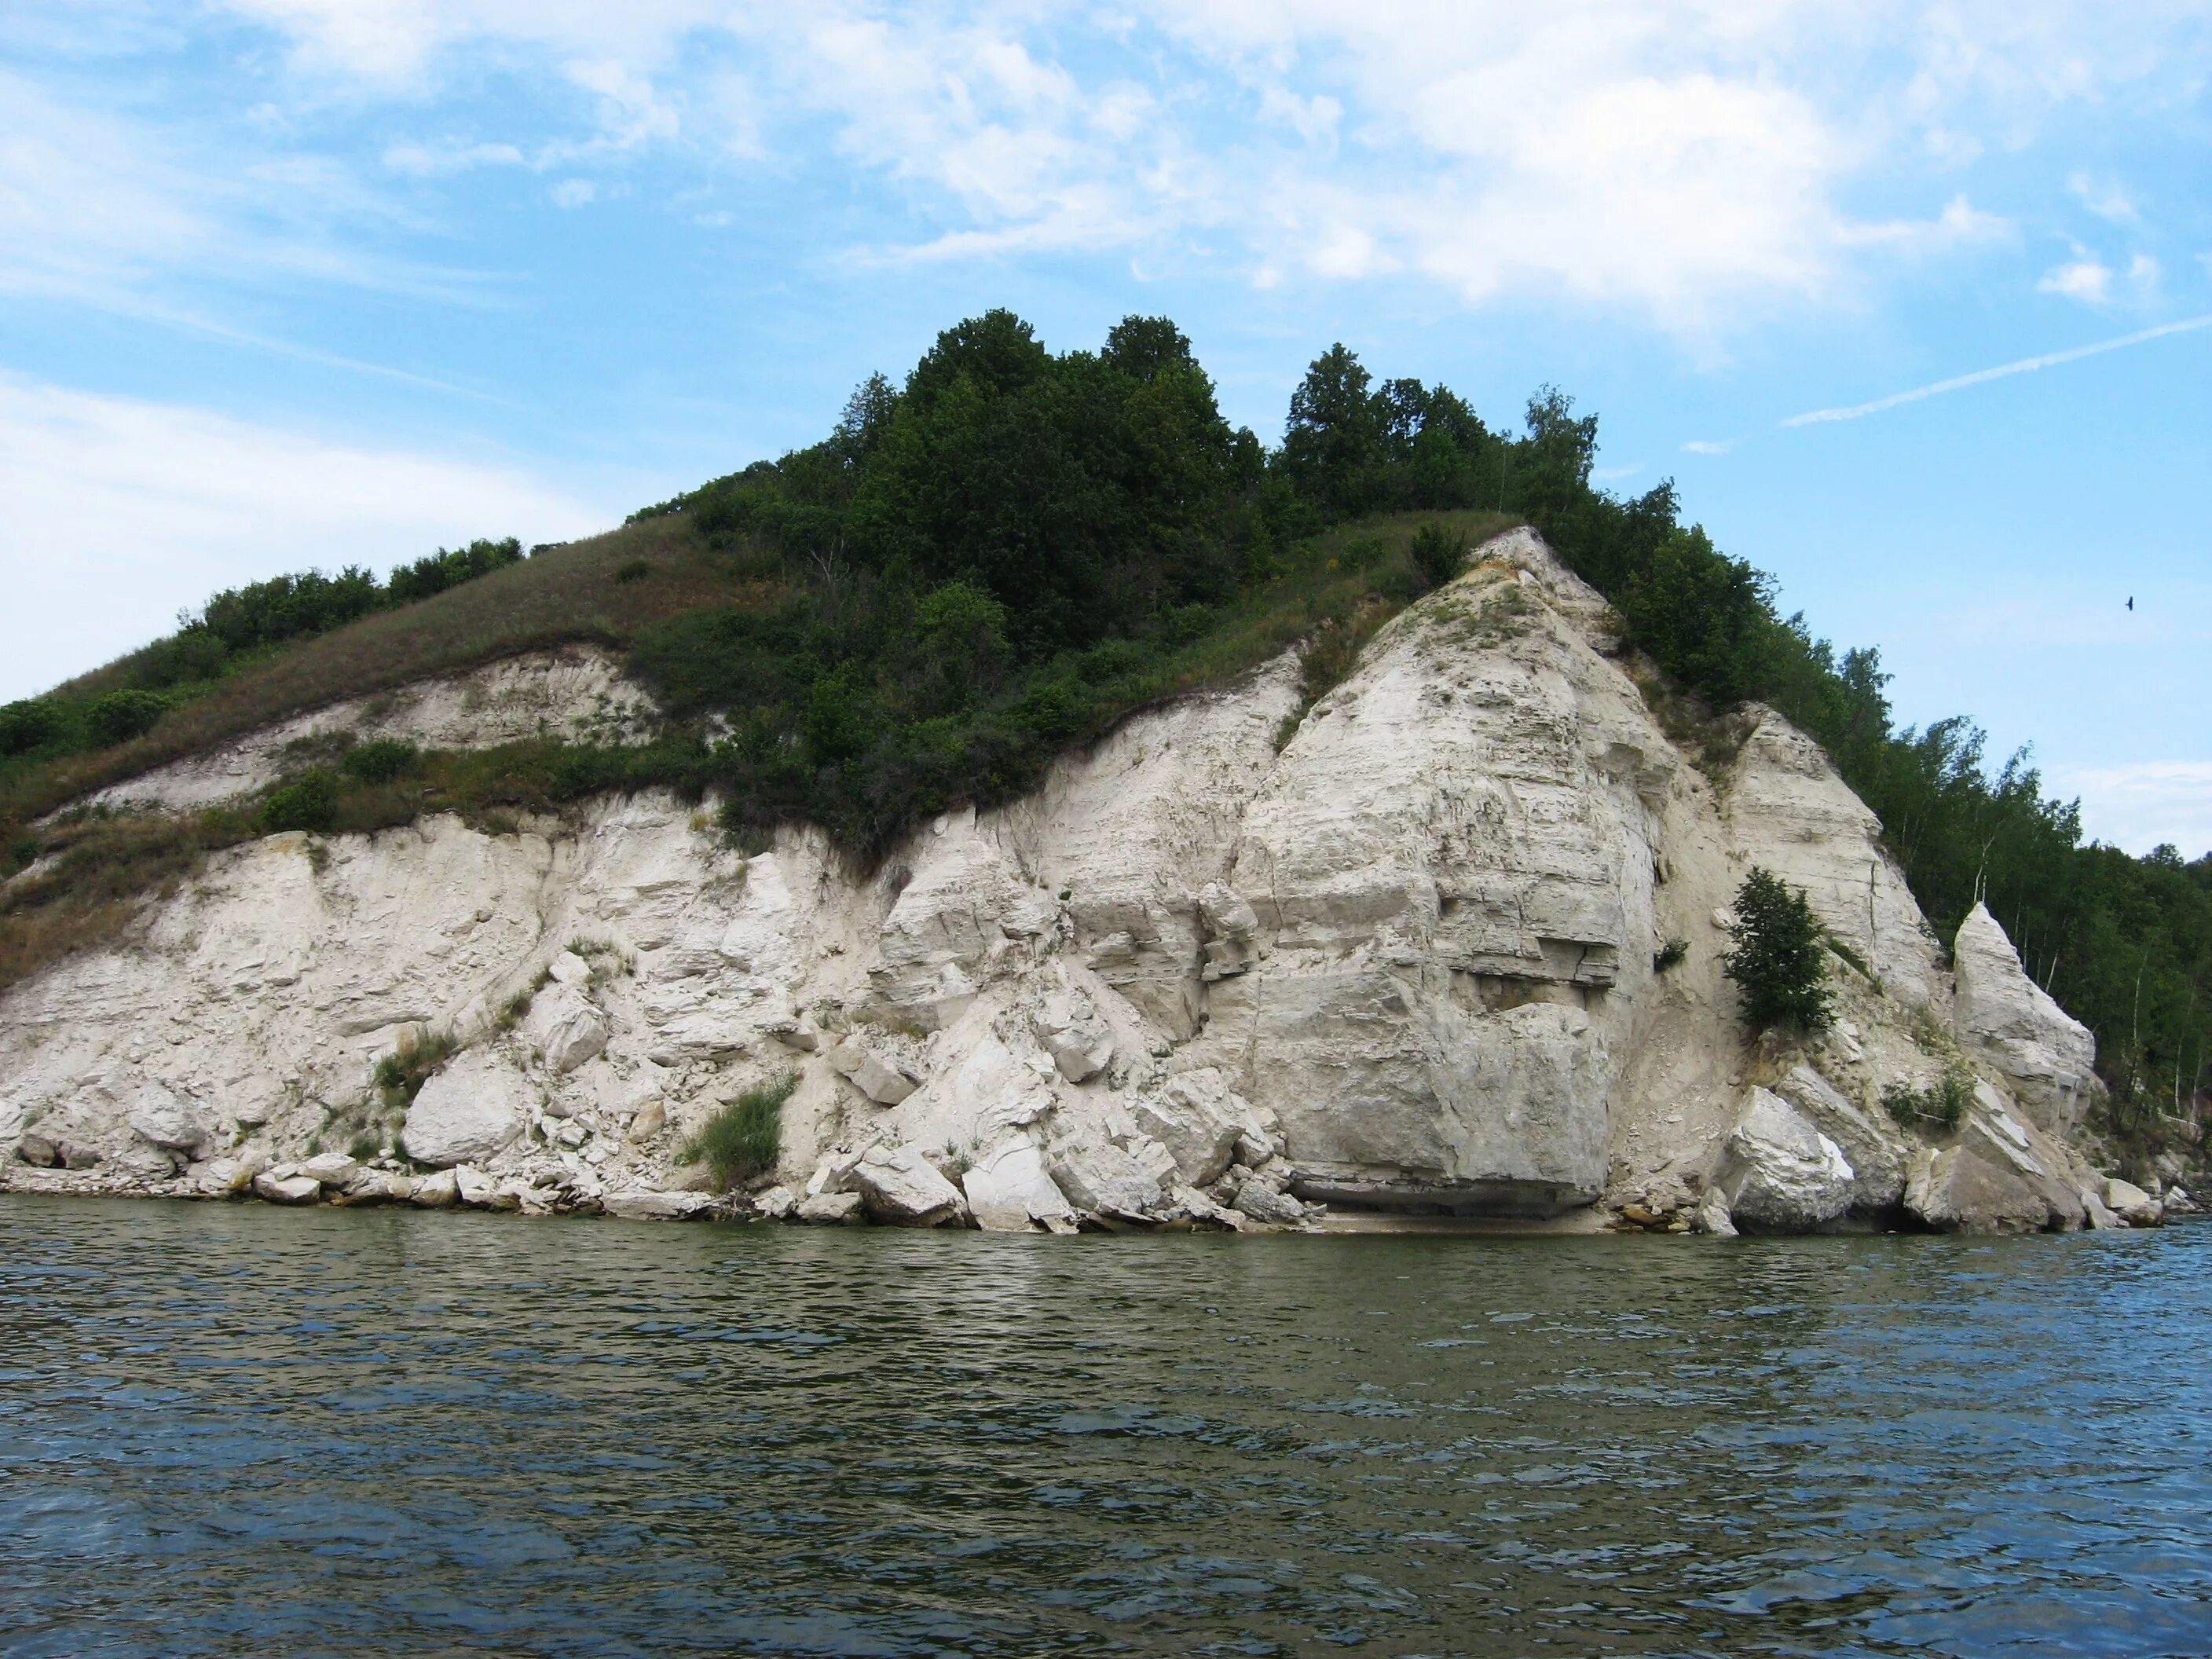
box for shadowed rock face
[0,530,2110,1234]
[1951,903,2098,1134]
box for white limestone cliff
[0,530,2122,1232]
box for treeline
[633,309,2206,1128]
[0,539,526,765]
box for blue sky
[2,1,2207,853]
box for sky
[2,0,2207,855]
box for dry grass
[3,515,756,826]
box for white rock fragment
[1718,1089,1854,1232]
[827,1037,920,1104]
[403,1049,529,1167]
[603,1189,716,1221]
[851,1143,967,1226]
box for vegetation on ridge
[0,308,2204,1146]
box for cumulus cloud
[2039,255,2114,302]
[0,374,607,700]
[20,0,2212,334]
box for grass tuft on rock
[682,1072,797,1189]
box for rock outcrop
[1952,903,2099,1133]
[0,529,2130,1235]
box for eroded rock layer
[2,531,2134,1232]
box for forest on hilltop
[2,310,2205,1137]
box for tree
[1723,867,1833,1033]
[1281,343,1382,517]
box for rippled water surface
[4,1198,2210,1657]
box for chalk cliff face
[0,530,2130,1232]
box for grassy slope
[0,515,742,827]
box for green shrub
[1722,866,1833,1033]
[1410,522,1469,591]
[341,738,420,783]
[86,689,168,746]
[1653,937,1689,973]
[0,699,61,756]
[259,770,339,834]
[682,1072,797,1188]
[1883,1070,1973,1131]
[615,558,653,583]
[374,1027,457,1111]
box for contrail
[1783,313,2212,427]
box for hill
[1,309,2205,1153]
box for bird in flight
[2127,596,2135,610]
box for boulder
[1049,1142,1165,1220]
[526,984,610,1075]
[1904,1112,2086,1233]
[602,1188,716,1221]
[796,1191,865,1225]
[300,1152,360,1188]
[335,1168,412,1206]
[1232,1177,1306,1226]
[546,950,591,987]
[453,1164,516,1209]
[1128,1068,1245,1187]
[1694,1188,1738,1236]
[827,1037,920,1105]
[252,1171,323,1205]
[60,1141,104,1170]
[625,1097,667,1144]
[2103,1177,2164,1228]
[851,1143,968,1226]
[754,1184,797,1219]
[1952,903,2098,1132]
[1774,1064,1908,1210]
[961,1138,1075,1231]
[127,1081,209,1155]
[1033,991,1114,1084]
[16,1131,59,1167]
[2078,1183,2122,1229]
[402,1049,529,1167]
[1718,1088,1854,1232]
[408,1168,461,1207]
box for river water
[2,1197,2207,1658]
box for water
[2,1198,2208,1658]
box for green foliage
[683,1072,797,1188]
[386,537,526,606]
[86,689,167,746]
[1723,868,1833,1034]
[340,738,420,783]
[0,699,61,756]
[259,770,339,834]
[375,1027,457,1113]
[1653,938,1689,973]
[1884,1071,1973,1132]
[1409,523,1469,592]
[616,558,653,583]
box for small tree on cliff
[1723,866,1833,1034]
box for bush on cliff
[683,1073,797,1188]
[1723,868,1833,1035]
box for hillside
[2,310,2207,1159]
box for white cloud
[2068,170,2137,222]
[2040,255,2113,302]
[29,0,2212,335]
[0,374,607,701]
[2058,761,2212,859]
[550,178,596,208]
[1682,439,1733,454]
